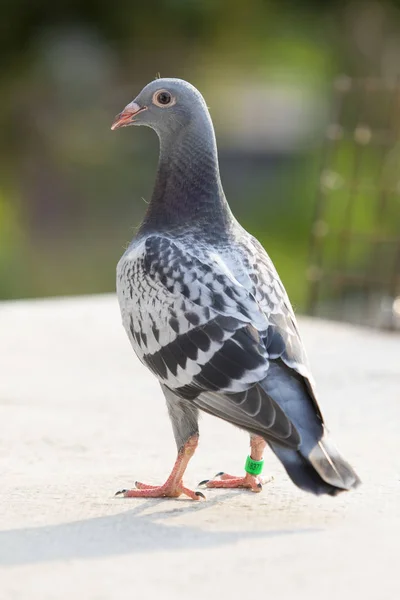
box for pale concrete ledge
[0,295,399,599]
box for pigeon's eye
[158,92,171,104]
[153,90,174,107]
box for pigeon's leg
[116,387,203,500]
[200,435,272,493]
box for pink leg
[200,436,273,493]
[115,435,204,500]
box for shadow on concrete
[0,494,320,566]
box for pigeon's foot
[198,435,271,493]
[115,434,203,501]
[116,481,204,500]
[198,471,273,493]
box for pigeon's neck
[140,111,233,236]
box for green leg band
[245,455,264,476]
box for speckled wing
[117,234,300,447]
[236,235,310,374]
[242,234,322,417]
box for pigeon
[111,78,360,499]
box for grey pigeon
[111,78,360,499]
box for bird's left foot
[198,471,273,493]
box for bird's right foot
[115,480,205,500]
[115,435,203,500]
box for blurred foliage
[0,0,400,315]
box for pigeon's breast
[116,237,211,368]
[116,240,154,362]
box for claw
[215,472,225,477]
[198,479,210,487]
[195,491,206,499]
[115,489,127,496]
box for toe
[251,482,263,493]
[134,481,159,490]
[181,485,205,500]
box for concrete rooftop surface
[0,295,399,600]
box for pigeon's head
[111,78,209,136]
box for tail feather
[310,434,361,490]
[260,360,361,496]
[270,444,341,496]
[270,430,361,496]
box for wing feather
[117,233,319,445]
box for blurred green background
[1,0,399,323]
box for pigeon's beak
[111,102,147,130]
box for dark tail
[269,430,361,496]
[260,361,361,496]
